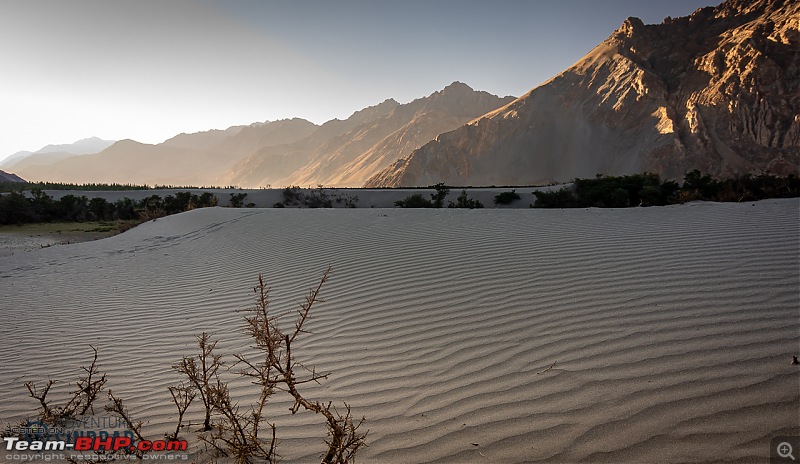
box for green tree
[55,194,89,221]
[430,183,450,208]
[229,192,248,208]
[532,187,578,208]
[88,197,112,221]
[494,190,521,205]
[0,191,34,224]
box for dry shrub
[16,268,366,464]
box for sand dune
[1,200,798,462]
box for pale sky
[0,0,721,162]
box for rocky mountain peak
[227,82,514,188]
[617,17,645,38]
[342,98,400,126]
[411,81,513,119]
[439,81,474,95]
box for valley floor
[0,222,119,257]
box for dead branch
[25,346,107,424]
[174,332,222,431]
[204,266,365,463]
[24,380,56,421]
[106,390,146,443]
[72,345,107,416]
[167,383,196,440]
[536,361,557,375]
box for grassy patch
[0,221,121,235]
[0,220,143,252]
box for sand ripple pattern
[1,199,798,463]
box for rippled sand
[1,199,798,462]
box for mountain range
[226,82,514,188]
[2,137,115,174]
[367,0,799,186]
[3,0,796,188]
[1,121,318,186]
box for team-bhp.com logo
[4,435,188,452]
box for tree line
[0,181,237,191]
[1,172,797,224]
[532,171,800,208]
[0,190,221,225]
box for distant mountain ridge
[225,99,402,187]
[12,120,317,185]
[228,82,514,187]
[37,136,115,155]
[367,0,799,187]
[11,83,512,187]
[1,137,115,172]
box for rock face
[366,0,799,187]
[227,82,514,187]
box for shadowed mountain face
[227,82,514,188]
[366,0,800,187]
[0,170,25,183]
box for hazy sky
[0,0,721,162]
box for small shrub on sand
[24,346,107,424]
[304,186,333,208]
[333,192,359,208]
[13,268,366,464]
[395,183,451,208]
[394,193,433,208]
[198,267,367,462]
[494,190,521,205]
[282,185,355,208]
[449,189,483,209]
[281,186,305,207]
[229,192,248,208]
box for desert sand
[0,199,798,463]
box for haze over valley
[6,1,794,188]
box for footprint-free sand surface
[1,199,798,463]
